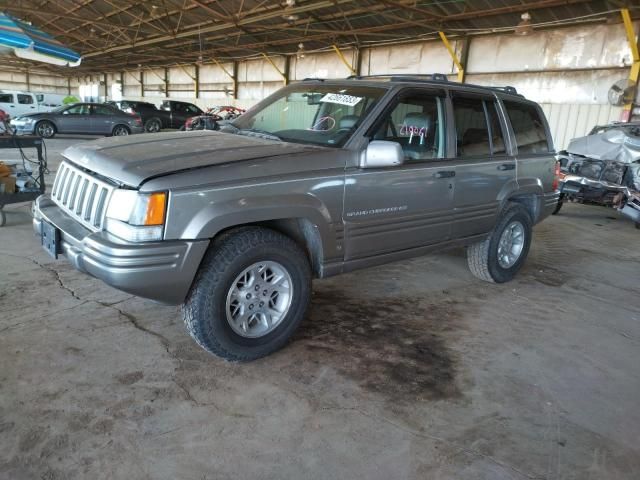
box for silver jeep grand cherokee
[33,76,559,361]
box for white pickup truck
[0,90,62,119]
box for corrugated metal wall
[540,103,622,151]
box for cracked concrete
[1,136,639,479]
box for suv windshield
[229,84,387,147]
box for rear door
[171,102,201,128]
[449,94,516,238]
[90,104,119,134]
[344,88,456,260]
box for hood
[15,112,46,119]
[62,130,324,187]
[567,128,640,163]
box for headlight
[105,190,167,242]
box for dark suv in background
[35,75,558,361]
[106,99,203,132]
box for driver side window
[64,104,91,115]
[372,94,444,161]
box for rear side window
[452,97,491,157]
[93,105,116,115]
[18,94,33,104]
[0,94,13,103]
[503,101,550,154]
[486,102,506,154]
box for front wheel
[467,203,533,283]
[35,120,55,138]
[182,227,311,361]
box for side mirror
[361,140,404,168]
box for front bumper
[33,195,209,305]
[10,122,35,134]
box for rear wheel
[112,125,130,136]
[35,120,55,138]
[182,227,311,361]
[0,205,5,227]
[552,193,564,215]
[467,203,533,283]
[145,118,161,133]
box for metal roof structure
[2,0,638,74]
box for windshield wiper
[235,128,282,142]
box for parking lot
[1,136,639,479]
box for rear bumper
[32,195,209,305]
[129,126,145,134]
[540,191,561,222]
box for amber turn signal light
[143,192,166,226]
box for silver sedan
[10,103,145,138]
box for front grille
[51,161,115,231]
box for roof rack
[345,73,449,83]
[302,75,525,98]
[485,85,521,96]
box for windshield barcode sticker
[320,93,363,107]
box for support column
[194,64,200,99]
[140,70,144,97]
[621,8,639,122]
[284,55,290,85]
[103,73,108,99]
[232,61,239,100]
[164,68,169,97]
[25,68,30,91]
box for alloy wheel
[225,261,293,338]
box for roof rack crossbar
[345,73,449,83]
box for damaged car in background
[555,122,640,228]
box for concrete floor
[1,136,639,480]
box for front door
[58,104,92,133]
[449,95,517,238]
[344,89,455,260]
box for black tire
[182,227,312,361]
[112,125,130,136]
[552,194,564,215]
[179,125,186,131]
[145,118,162,133]
[0,205,5,227]
[467,203,533,283]
[35,120,55,138]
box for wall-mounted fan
[607,79,635,106]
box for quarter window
[452,97,491,157]
[503,101,550,154]
[372,93,444,161]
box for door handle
[497,163,515,171]
[433,170,455,179]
